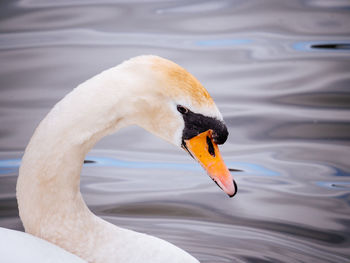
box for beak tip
[228,180,238,198]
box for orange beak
[183,130,237,197]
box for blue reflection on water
[0,156,278,177]
[293,40,350,52]
[0,159,20,168]
[332,168,350,177]
[316,181,350,189]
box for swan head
[118,55,237,197]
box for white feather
[0,227,86,263]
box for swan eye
[177,105,188,114]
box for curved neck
[16,66,134,235]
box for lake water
[0,0,350,262]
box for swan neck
[16,67,130,235]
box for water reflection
[311,43,350,50]
[1,0,350,262]
[268,122,350,141]
[0,156,278,176]
[317,181,350,189]
[195,39,252,47]
[273,92,350,109]
[293,41,350,52]
[304,0,350,9]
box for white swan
[0,227,87,263]
[16,55,237,263]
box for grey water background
[0,0,350,262]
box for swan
[16,55,237,263]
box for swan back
[0,227,87,263]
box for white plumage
[0,227,87,263]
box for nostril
[206,136,215,157]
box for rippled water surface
[1,0,350,262]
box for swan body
[0,227,86,263]
[16,55,236,263]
